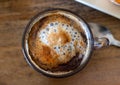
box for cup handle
[88,23,120,49]
[93,37,109,49]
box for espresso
[28,12,86,72]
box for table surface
[0,0,120,85]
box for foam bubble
[38,21,86,64]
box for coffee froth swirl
[28,14,86,71]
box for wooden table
[0,0,120,85]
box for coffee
[28,11,87,72]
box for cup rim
[22,8,94,78]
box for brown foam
[29,38,60,69]
[28,13,86,71]
[47,26,71,46]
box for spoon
[88,23,120,48]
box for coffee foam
[38,21,85,63]
[28,14,86,70]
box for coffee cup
[22,8,120,78]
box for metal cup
[22,8,120,78]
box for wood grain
[0,0,120,85]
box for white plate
[75,0,120,19]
